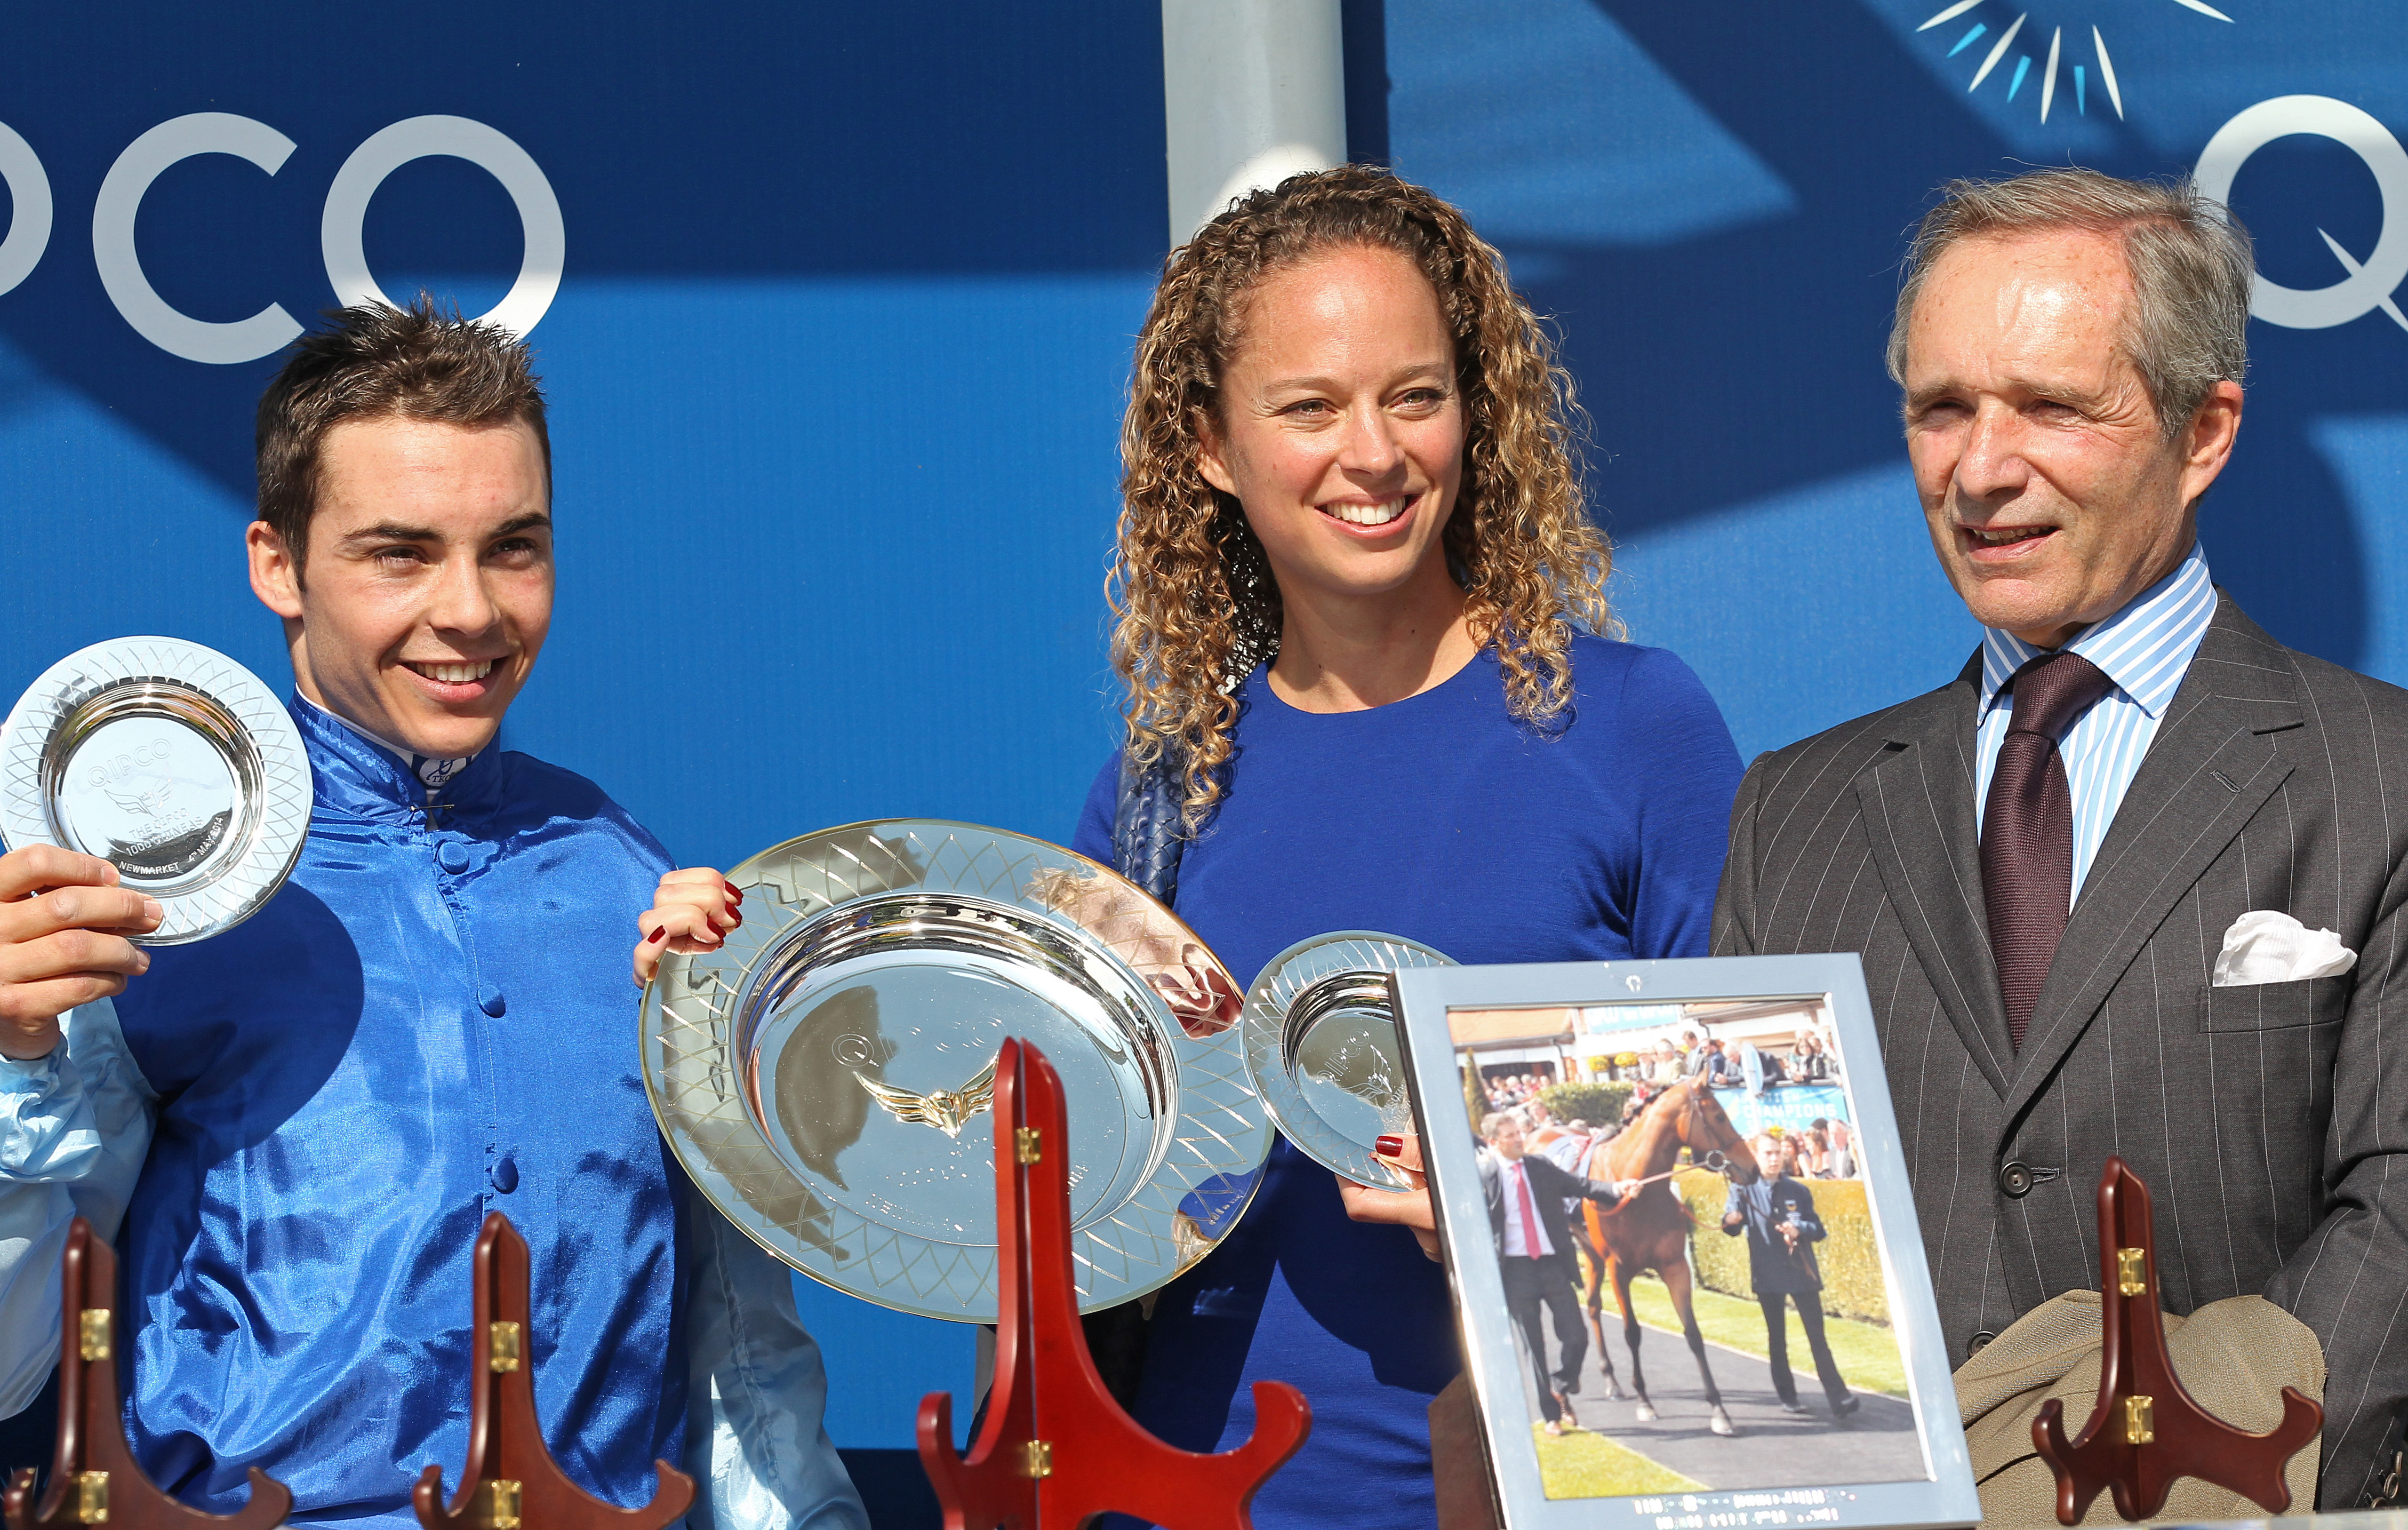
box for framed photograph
[1393,954,1979,1530]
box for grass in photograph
[1531,1422,1702,1499]
[1614,1274,1909,1398]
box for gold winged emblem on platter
[853,1055,999,1139]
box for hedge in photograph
[1674,1168,1889,1327]
[1539,1080,1633,1130]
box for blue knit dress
[1073,635,1743,1529]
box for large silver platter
[0,638,310,945]
[1243,931,1455,1191]
[642,820,1273,1322]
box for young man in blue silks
[0,301,865,1529]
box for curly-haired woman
[1070,166,1743,1527]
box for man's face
[1901,229,2242,649]
[1758,1136,1789,1175]
[1489,1118,1527,1160]
[249,417,553,759]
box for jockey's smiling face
[250,417,553,760]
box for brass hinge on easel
[466,1479,522,1530]
[78,1310,110,1362]
[488,1321,522,1373]
[2124,1396,2155,1445]
[74,1471,108,1524]
[2116,1247,2147,1296]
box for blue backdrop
[1367,0,2408,762]
[1,0,2402,1504]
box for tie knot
[2004,651,2114,740]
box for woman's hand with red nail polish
[1340,1132,1438,1260]
[633,865,735,986]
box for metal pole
[1160,0,1347,246]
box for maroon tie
[1981,651,2116,1050]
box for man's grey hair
[1887,168,2254,440]
[1480,1111,1516,1142]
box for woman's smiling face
[1197,243,1466,609]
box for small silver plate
[642,820,1273,1322]
[0,638,310,945]
[1243,931,1455,1190]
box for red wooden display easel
[918,1038,1311,1529]
[2031,1156,2323,1524]
[414,1213,695,1530]
[3,1218,290,1530]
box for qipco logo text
[0,113,562,363]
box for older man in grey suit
[1714,168,2405,1507]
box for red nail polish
[706,918,726,937]
[646,926,666,944]
[725,881,744,903]
[1374,1135,1404,1157]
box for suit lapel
[2004,600,2303,1120]
[1855,656,2017,1099]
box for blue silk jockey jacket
[0,697,865,1530]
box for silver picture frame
[1393,954,1979,1530]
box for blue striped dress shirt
[1973,542,2218,901]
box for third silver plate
[1243,931,1455,1191]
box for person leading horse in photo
[1478,1112,1636,1437]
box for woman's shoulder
[1549,634,1733,751]
[1564,633,1715,709]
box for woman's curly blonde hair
[1110,164,1613,830]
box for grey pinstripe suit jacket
[1713,595,2406,1507]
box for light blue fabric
[0,697,863,1530]
[0,998,154,1415]
[683,1217,862,1530]
[1973,542,2218,898]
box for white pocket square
[2211,910,2357,987]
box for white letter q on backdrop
[2196,95,2408,332]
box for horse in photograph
[1577,1081,1761,1436]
